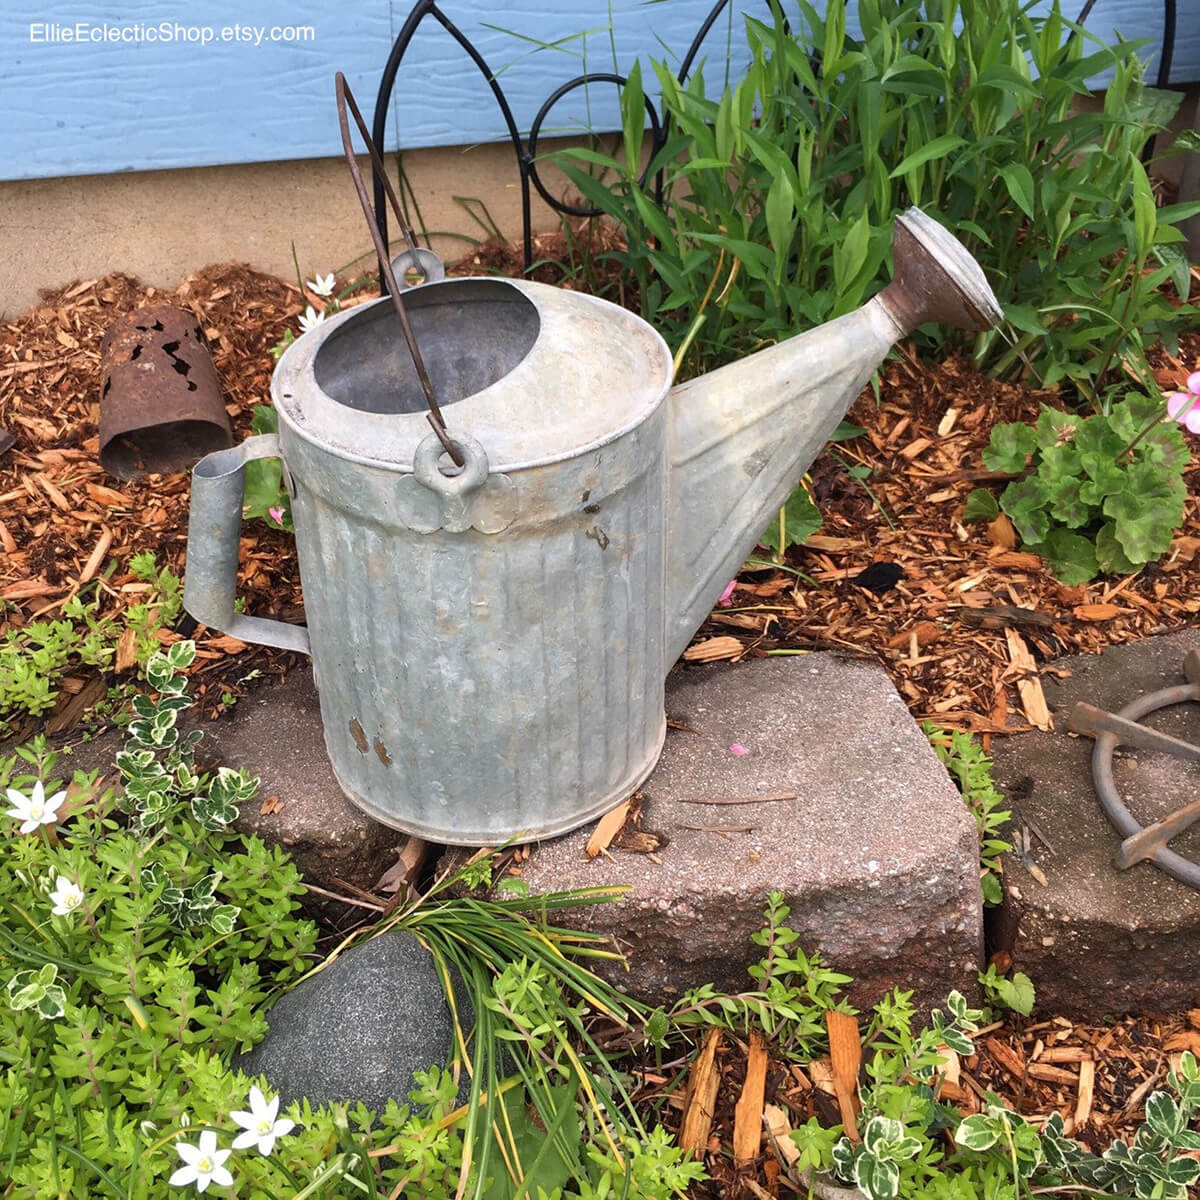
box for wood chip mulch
[0,265,323,730]
[2,261,1197,741]
[633,1007,1200,1199]
[689,344,1200,743]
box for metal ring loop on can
[412,432,489,496]
[390,247,446,290]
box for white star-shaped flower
[168,1130,232,1192]
[48,875,84,916]
[298,305,326,335]
[230,1085,296,1156]
[307,273,336,298]
[5,781,67,835]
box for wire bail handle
[334,72,463,468]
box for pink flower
[717,580,737,607]
[268,506,285,525]
[729,743,748,757]
[1166,371,1200,436]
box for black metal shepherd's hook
[369,0,668,286]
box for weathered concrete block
[219,669,408,893]
[989,630,1200,1017]
[517,655,984,1011]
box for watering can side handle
[183,435,311,656]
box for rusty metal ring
[1068,652,1200,890]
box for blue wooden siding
[0,0,1195,182]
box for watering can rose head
[182,209,1001,845]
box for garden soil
[1,252,1198,1197]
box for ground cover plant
[0,550,180,729]
[0,642,709,1198]
[964,391,1192,582]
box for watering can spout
[664,207,1002,664]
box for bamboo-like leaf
[998,162,1036,218]
[1129,152,1156,262]
[620,60,644,180]
[889,133,967,179]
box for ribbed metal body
[281,404,667,844]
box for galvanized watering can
[184,207,1001,844]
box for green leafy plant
[554,0,1197,402]
[241,402,293,533]
[0,553,182,726]
[925,725,1013,906]
[252,269,354,534]
[658,891,855,1059]
[968,393,1190,581]
[1037,1052,1200,1199]
[0,648,322,1196]
[833,1115,925,1200]
[978,962,1035,1017]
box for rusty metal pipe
[99,305,232,480]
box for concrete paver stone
[988,629,1200,1016]
[518,654,984,1010]
[215,669,409,893]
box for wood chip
[763,1103,801,1168]
[985,1036,1027,1081]
[1028,1062,1080,1085]
[937,408,960,437]
[1038,1046,1092,1063]
[934,1043,961,1085]
[1072,603,1127,622]
[678,1028,723,1155]
[803,535,861,552]
[886,620,942,650]
[987,513,1017,549]
[1005,628,1053,731]
[1,580,56,600]
[78,525,113,584]
[114,626,139,674]
[827,1011,862,1142]
[36,474,71,511]
[1074,1058,1095,1127]
[734,1030,769,1166]
[900,436,933,460]
[682,635,744,662]
[1164,1030,1200,1054]
[808,1058,837,1096]
[585,799,631,859]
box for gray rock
[514,654,984,1011]
[989,629,1200,1016]
[236,931,464,1113]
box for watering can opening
[313,277,540,417]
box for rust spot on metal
[349,718,368,752]
[374,739,392,767]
